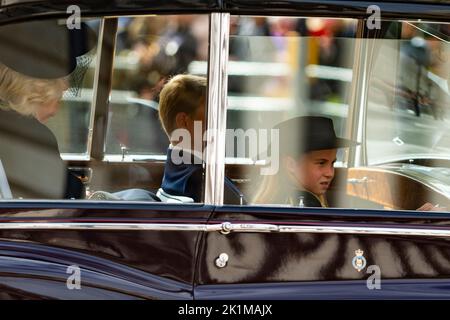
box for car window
[359,20,450,212]
[225,16,450,212]
[106,15,209,160]
[88,14,210,203]
[223,16,357,206]
[0,18,99,199]
[0,15,210,203]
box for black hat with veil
[0,19,97,96]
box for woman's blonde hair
[158,74,207,137]
[0,63,67,117]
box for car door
[0,202,212,299]
[195,206,450,299]
[0,10,215,299]
[194,11,450,299]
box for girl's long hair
[252,157,291,204]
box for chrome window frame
[346,20,371,168]
[89,18,118,160]
[204,13,230,205]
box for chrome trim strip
[204,13,230,206]
[278,225,450,237]
[0,222,449,237]
[221,223,450,237]
[85,19,105,160]
[0,223,219,232]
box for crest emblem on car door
[352,249,367,272]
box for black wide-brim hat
[274,116,358,157]
[0,20,97,79]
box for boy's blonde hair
[0,63,67,117]
[158,74,207,137]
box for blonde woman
[0,64,68,123]
[0,20,96,199]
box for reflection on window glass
[107,15,209,157]
[367,21,450,165]
[225,16,357,207]
[361,20,450,212]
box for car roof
[0,0,449,24]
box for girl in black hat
[253,116,441,210]
[253,116,356,207]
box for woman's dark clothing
[0,108,83,199]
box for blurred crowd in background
[112,16,358,102]
[83,15,449,158]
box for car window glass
[106,15,209,159]
[225,16,449,213]
[224,16,357,206]
[89,14,210,204]
[359,20,450,213]
[367,21,450,164]
[0,18,99,199]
